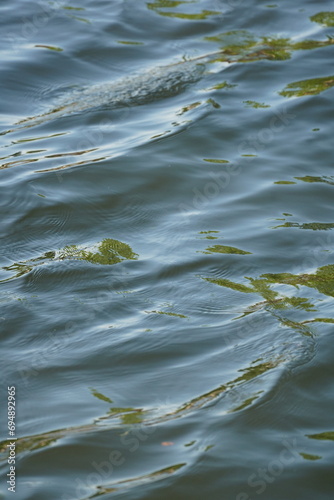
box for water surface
[1,1,334,499]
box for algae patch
[280,75,334,97]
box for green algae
[299,453,322,461]
[201,245,252,255]
[272,222,334,230]
[310,11,334,27]
[147,1,220,20]
[204,265,334,317]
[35,44,63,51]
[145,310,187,318]
[243,100,270,108]
[154,358,280,421]
[59,239,138,265]
[205,30,334,63]
[1,239,138,282]
[203,159,230,164]
[209,81,237,90]
[306,431,334,441]
[295,176,334,185]
[107,407,145,425]
[280,75,334,97]
[262,265,334,298]
[90,388,113,404]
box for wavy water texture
[2,4,334,500]
[12,58,210,132]
[3,31,333,137]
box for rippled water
[1,1,334,499]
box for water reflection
[204,264,334,318]
[272,222,334,231]
[299,453,322,461]
[205,30,334,63]
[310,11,334,27]
[306,431,334,441]
[2,29,332,140]
[200,244,252,255]
[295,175,334,186]
[92,462,186,497]
[147,0,220,20]
[35,44,63,52]
[243,100,270,108]
[153,359,279,421]
[145,309,187,318]
[1,239,138,282]
[280,75,334,98]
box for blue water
[1,1,334,499]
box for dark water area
[1,0,334,499]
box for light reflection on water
[1,1,334,499]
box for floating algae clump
[1,238,138,282]
[201,244,252,255]
[59,239,138,265]
[205,265,334,302]
[280,75,334,97]
[310,11,334,27]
